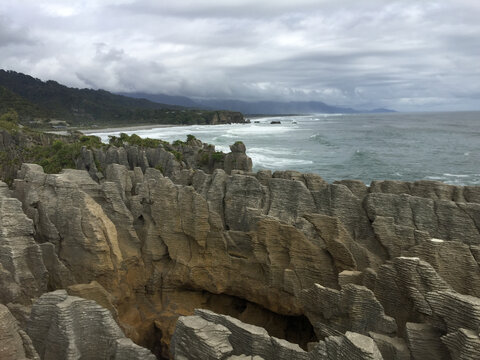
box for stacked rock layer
[1,142,480,359]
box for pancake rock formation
[1,141,480,359]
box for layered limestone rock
[224,142,253,175]
[0,181,48,305]
[2,155,480,359]
[300,283,396,338]
[171,309,385,360]
[76,138,253,180]
[0,304,39,360]
[26,290,155,359]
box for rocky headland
[1,130,480,359]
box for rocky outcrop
[224,142,252,174]
[300,283,396,338]
[0,304,39,360]
[2,150,480,359]
[172,309,385,360]
[26,290,155,359]
[76,138,253,181]
[0,180,49,305]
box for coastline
[45,123,181,136]
[81,123,180,134]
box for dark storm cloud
[0,0,479,111]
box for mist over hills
[0,70,243,126]
[0,69,394,127]
[121,91,395,115]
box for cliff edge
[1,138,480,359]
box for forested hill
[0,70,245,127]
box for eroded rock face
[0,182,48,304]
[2,158,480,359]
[26,290,155,359]
[172,309,386,360]
[77,139,254,180]
[224,142,252,175]
[0,304,39,360]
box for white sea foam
[249,152,313,169]
[248,147,295,156]
[87,112,480,187]
[219,133,239,138]
[443,173,469,178]
[214,145,230,153]
[225,125,295,136]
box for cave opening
[201,291,318,350]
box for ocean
[89,111,480,186]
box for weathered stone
[0,185,48,304]
[171,315,234,359]
[325,331,383,360]
[405,322,449,360]
[5,157,480,359]
[408,239,480,297]
[442,328,480,360]
[222,142,253,175]
[26,290,155,359]
[0,304,39,360]
[67,281,118,320]
[426,290,480,333]
[301,283,396,337]
[369,332,411,360]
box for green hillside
[0,70,245,127]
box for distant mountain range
[120,92,395,115]
[0,70,243,126]
[0,69,394,128]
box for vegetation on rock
[0,69,246,127]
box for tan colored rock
[369,332,411,360]
[372,216,429,258]
[0,182,48,304]
[405,322,449,360]
[0,304,39,360]
[67,281,118,320]
[14,165,124,290]
[442,328,480,360]
[27,290,155,359]
[300,283,396,338]
[324,331,383,360]
[224,142,253,175]
[408,239,480,297]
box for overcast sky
[0,0,479,111]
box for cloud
[0,0,479,111]
[0,15,35,47]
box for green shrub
[211,151,225,162]
[108,133,163,148]
[199,153,210,165]
[169,150,183,162]
[0,109,20,131]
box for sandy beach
[45,123,180,136]
[81,124,180,134]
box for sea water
[89,111,480,185]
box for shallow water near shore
[87,111,480,186]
